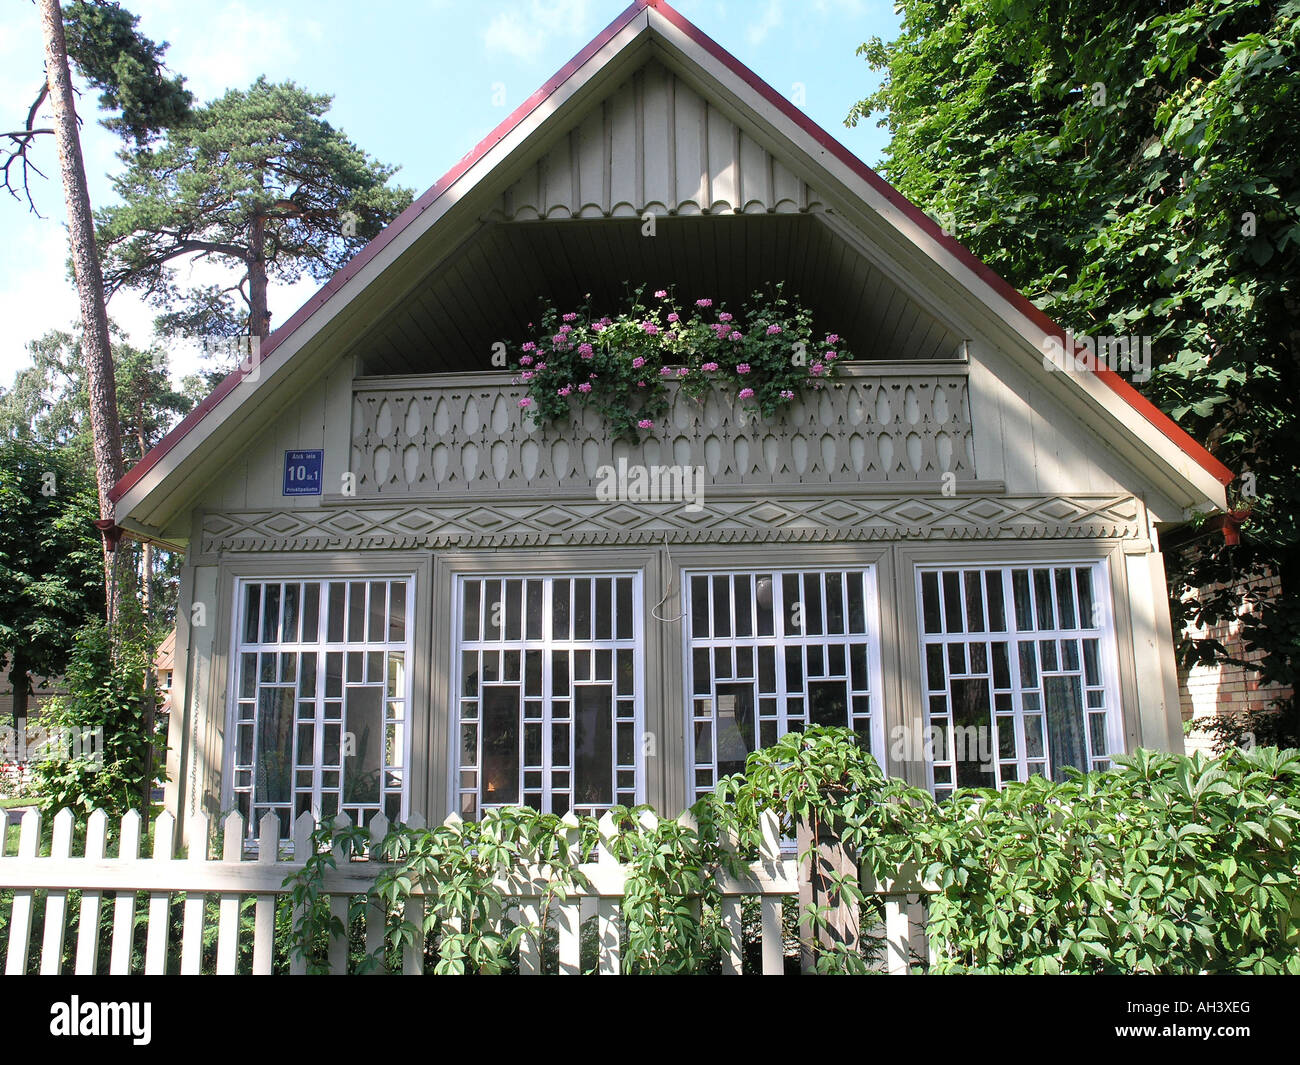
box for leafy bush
[27,620,164,817]
[279,731,1300,974]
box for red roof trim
[110,0,649,504]
[113,0,1230,506]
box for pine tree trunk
[248,194,269,337]
[39,0,125,622]
[9,648,30,732]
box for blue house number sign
[283,449,324,496]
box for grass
[0,797,35,809]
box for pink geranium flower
[810,363,825,376]
[557,386,572,396]
[521,341,537,353]
[667,312,679,323]
[779,390,795,400]
[519,355,533,367]
[578,343,594,358]
[632,356,646,369]
[695,298,712,308]
[719,312,733,322]
[766,324,782,335]
[578,382,593,393]
[701,361,719,372]
[660,366,674,377]
[825,334,840,344]
[676,367,689,377]
[518,397,532,408]
[520,371,534,382]
[736,363,751,374]
[729,331,742,341]
[641,321,659,335]
[739,387,755,399]
[654,289,667,299]
[638,418,655,429]
[562,312,578,322]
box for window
[917,563,1118,798]
[684,569,882,802]
[452,574,642,819]
[229,577,412,836]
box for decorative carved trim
[350,373,976,497]
[198,494,1144,557]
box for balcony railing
[349,363,975,498]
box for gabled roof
[111,0,1231,531]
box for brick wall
[1178,572,1293,755]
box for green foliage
[27,620,164,816]
[0,437,103,724]
[96,76,414,341]
[510,285,850,442]
[285,728,1300,974]
[850,0,1300,741]
[62,1,192,145]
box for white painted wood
[720,896,743,975]
[517,900,542,975]
[180,813,209,974]
[4,808,40,974]
[252,812,278,975]
[216,811,244,974]
[327,813,352,976]
[760,896,783,975]
[883,896,910,975]
[39,808,73,974]
[290,812,314,975]
[109,811,141,974]
[144,812,175,975]
[402,896,424,975]
[74,809,108,974]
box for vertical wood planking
[252,812,278,975]
[74,809,108,974]
[39,808,74,974]
[109,811,141,974]
[180,814,209,974]
[144,812,175,975]
[216,811,244,974]
[5,808,40,974]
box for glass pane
[1076,568,1096,630]
[942,572,962,634]
[1012,570,1032,632]
[481,686,520,804]
[368,581,386,642]
[1055,568,1076,630]
[347,582,366,642]
[713,575,731,638]
[921,572,941,634]
[615,579,632,641]
[782,573,801,635]
[574,579,591,640]
[244,585,261,643]
[734,576,753,637]
[327,583,346,642]
[505,579,523,641]
[964,571,985,633]
[302,582,321,642]
[985,571,1006,632]
[595,578,612,641]
[802,573,823,636]
[1033,570,1054,631]
[255,688,295,804]
[262,584,281,644]
[809,680,849,729]
[343,687,383,804]
[282,583,301,643]
[552,579,570,640]
[484,579,502,641]
[691,576,710,638]
[756,575,775,635]
[715,683,755,778]
[1044,675,1087,779]
[950,678,994,788]
[574,686,613,806]
[388,581,406,643]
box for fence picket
[252,812,279,975]
[290,812,314,975]
[596,812,620,975]
[180,814,209,974]
[216,811,244,974]
[74,809,108,974]
[883,896,910,975]
[517,900,541,975]
[109,811,141,974]
[5,808,40,974]
[144,812,175,975]
[39,808,74,974]
[327,813,352,975]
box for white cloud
[744,0,784,46]
[483,0,595,62]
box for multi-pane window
[685,569,881,801]
[918,563,1117,798]
[229,578,412,836]
[453,574,642,819]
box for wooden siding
[485,60,820,221]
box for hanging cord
[652,538,684,622]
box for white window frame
[448,571,646,819]
[914,559,1124,796]
[224,574,416,837]
[681,566,886,803]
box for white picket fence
[0,806,934,975]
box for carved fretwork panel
[197,494,1143,557]
[349,371,975,498]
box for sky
[0,0,901,391]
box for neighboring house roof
[154,628,175,673]
[111,0,1231,533]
